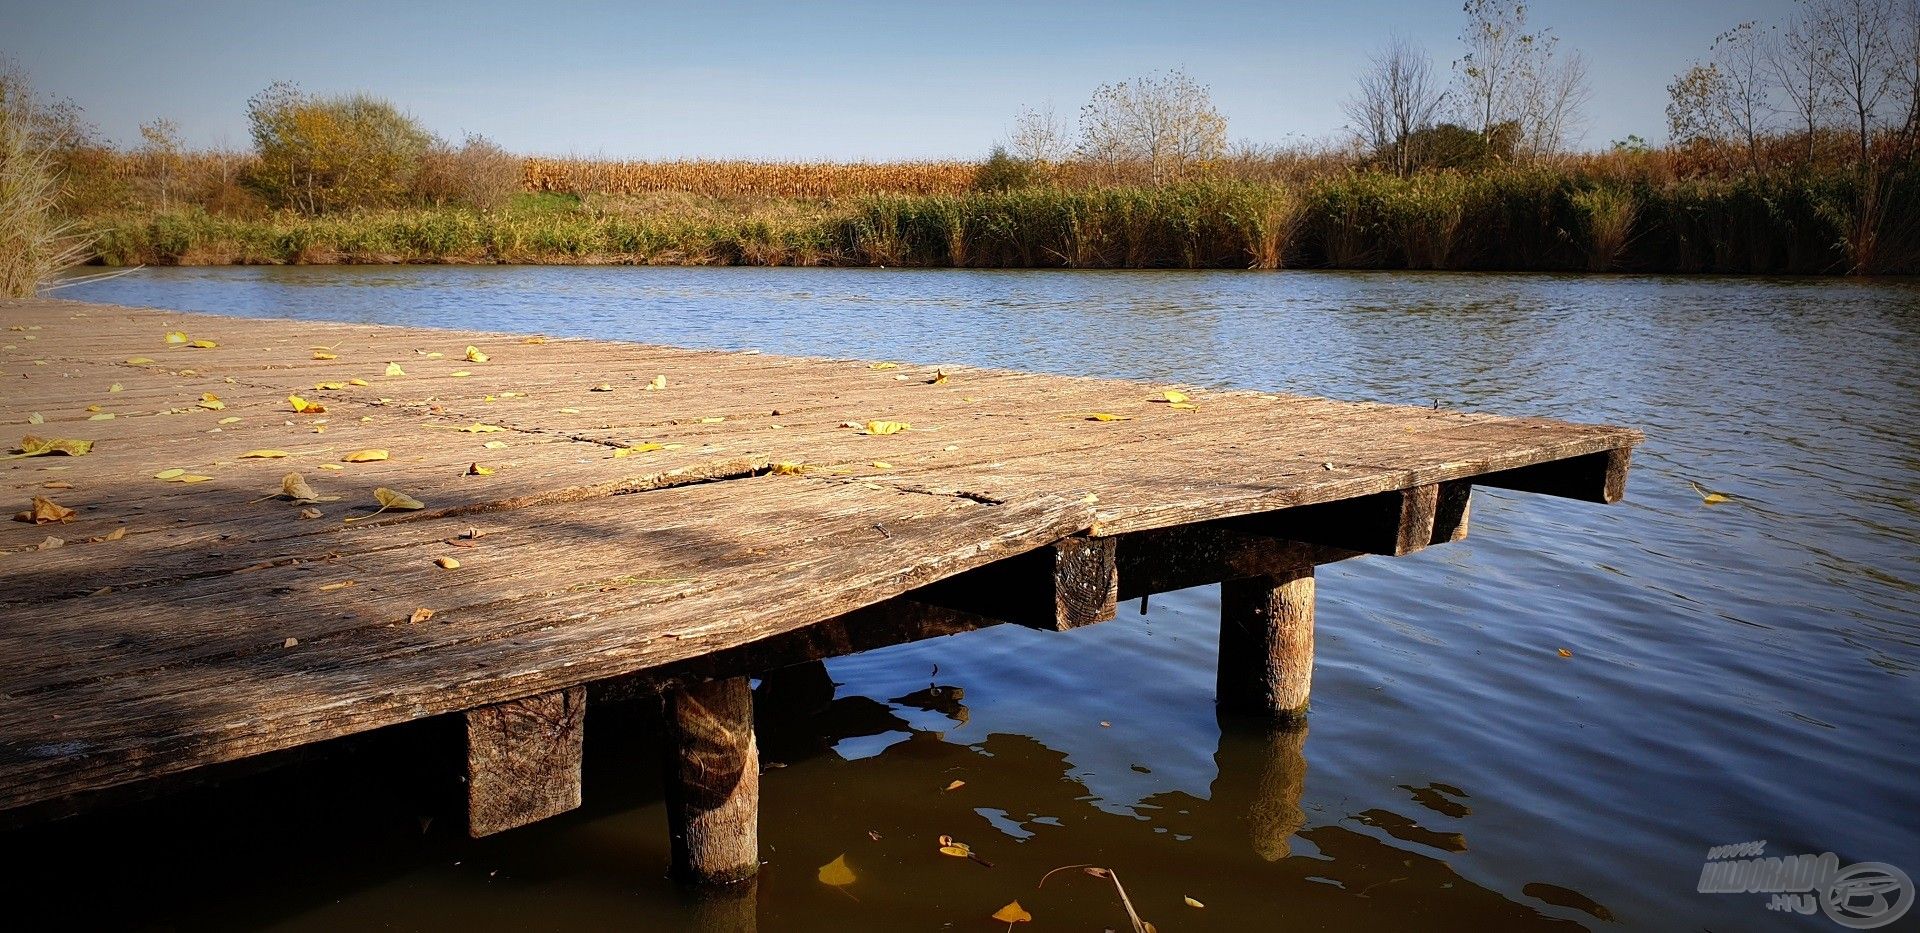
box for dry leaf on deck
[288,395,325,414]
[384,362,406,376]
[164,331,188,345]
[482,440,508,449]
[523,335,547,344]
[458,423,505,433]
[348,378,369,387]
[1158,390,1190,404]
[313,351,338,360]
[126,357,154,365]
[647,374,667,390]
[298,507,322,519]
[189,339,217,349]
[26,412,43,424]
[344,486,425,522]
[467,462,495,476]
[14,496,75,524]
[943,779,964,791]
[197,393,225,410]
[927,369,949,385]
[464,346,488,363]
[342,449,389,462]
[314,381,348,391]
[8,435,94,459]
[590,383,614,392]
[1184,896,1205,908]
[1086,412,1129,422]
[408,607,435,624]
[153,468,185,480]
[240,449,290,459]
[863,420,909,435]
[434,556,460,570]
[279,473,338,503]
[86,413,114,421]
[869,362,898,370]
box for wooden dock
[0,298,1638,882]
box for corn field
[521,158,978,198]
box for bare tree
[1813,0,1899,166]
[1344,36,1448,175]
[1077,68,1228,184]
[137,118,182,210]
[1714,22,1774,172]
[1006,104,1071,164]
[1771,2,1835,162]
[1452,0,1589,159]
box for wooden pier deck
[0,298,1638,880]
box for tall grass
[1,107,89,296]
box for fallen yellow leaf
[864,420,909,435]
[197,392,225,411]
[698,416,726,424]
[288,395,325,414]
[943,779,964,791]
[647,374,667,390]
[126,357,154,365]
[1086,412,1129,422]
[557,407,581,414]
[154,468,186,480]
[870,362,899,370]
[313,351,338,360]
[482,440,508,449]
[26,412,43,424]
[176,474,214,484]
[817,854,856,888]
[345,486,425,522]
[1688,481,1731,505]
[189,339,217,349]
[348,378,369,387]
[1184,896,1206,908]
[337,448,386,463]
[240,449,290,459]
[280,473,324,503]
[434,556,461,570]
[87,413,114,421]
[1160,389,1190,404]
[384,362,406,376]
[1557,647,1574,658]
[871,461,893,470]
[316,463,343,471]
[770,462,807,475]
[458,423,505,433]
[314,381,348,391]
[217,416,240,424]
[467,462,495,476]
[109,383,123,393]
[590,383,614,392]
[938,844,971,858]
[523,335,547,344]
[409,607,435,624]
[992,901,1033,924]
[7,436,94,459]
[14,496,74,525]
[464,346,489,363]
[164,331,188,345]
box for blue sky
[2,0,1800,159]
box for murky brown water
[12,267,1920,931]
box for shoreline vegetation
[9,0,1920,286]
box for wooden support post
[1218,567,1315,719]
[914,534,1117,631]
[465,686,586,838]
[663,676,759,885]
[1475,446,1632,504]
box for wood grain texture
[466,686,586,837]
[664,676,758,885]
[1218,569,1316,719]
[0,298,1638,820]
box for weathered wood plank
[1474,447,1632,504]
[466,686,587,837]
[914,534,1117,630]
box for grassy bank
[81,170,1920,274]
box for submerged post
[1218,567,1315,719]
[663,675,760,885]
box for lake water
[18,266,1920,931]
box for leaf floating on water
[8,435,94,459]
[992,901,1033,924]
[1085,412,1129,422]
[384,361,406,377]
[943,779,964,791]
[864,420,909,435]
[288,395,325,414]
[464,345,489,363]
[817,854,856,888]
[1557,647,1574,659]
[14,496,75,525]
[240,449,290,459]
[1687,481,1731,505]
[164,331,189,345]
[434,556,460,570]
[1184,896,1205,908]
[197,392,225,410]
[345,486,425,522]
